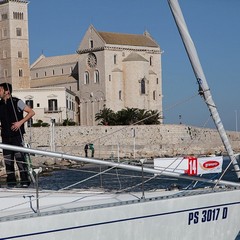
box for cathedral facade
[77,25,163,125]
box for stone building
[14,87,76,125]
[77,25,163,125]
[0,0,30,89]
[1,1,164,126]
[30,54,79,93]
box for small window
[62,68,64,74]
[150,56,153,66]
[18,51,22,58]
[156,78,159,84]
[114,54,117,64]
[109,75,111,81]
[1,14,8,20]
[90,39,94,48]
[119,90,122,100]
[37,103,40,107]
[19,69,23,77]
[153,90,156,100]
[35,72,38,78]
[16,28,22,37]
[44,71,47,76]
[52,69,55,75]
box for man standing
[0,83,35,187]
[84,144,88,157]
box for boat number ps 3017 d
[188,207,228,225]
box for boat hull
[0,188,240,240]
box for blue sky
[28,0,240,131]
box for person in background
[89,143,94,158]
[84,144,88,157]
[0,83,35,188]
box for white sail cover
[154,156,223,175]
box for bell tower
[0,0,30,89]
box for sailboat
[0,0,240,239]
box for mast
[167,0,240,180]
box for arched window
[94,70,99,83]
[141,78,146,94]
[84,71,89,84]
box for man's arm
[11,105,35,131]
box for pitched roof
[31,54,79,69]
[123,52,148,62]
[30,75,76,88]
[98,31,159,48]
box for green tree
[95,108,116,125]
[142,110,161,124]
[115,107,139,125]
[95,107,161,126]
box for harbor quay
[0,124,240,178]
[25,124,240,162]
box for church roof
[98,31,159,48]
[30,75,76,88]
[31,54,79,69]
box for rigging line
[163,92,199,113]
[66,167,154,179]
[117,173,161,193]
[151,116,212,177]
[91,93,199,144]
[214,159,236,189]
[32,161,131,202]
[58,164,123,191]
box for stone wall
[25,124,240,159]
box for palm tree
[117,108,139,125]
[142,110,161,124]
[95,108,115,125]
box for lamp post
[235,110,238,132]
[179,114,182,124]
